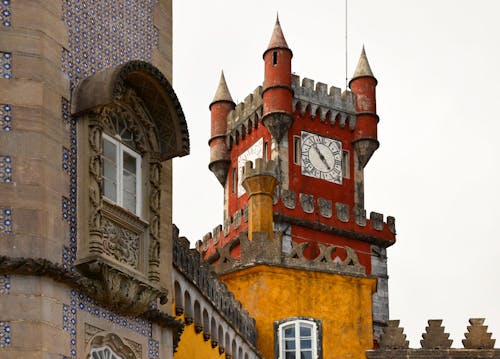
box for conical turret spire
[211,70,234,104]
[352,46,374,80]
[266,15,289,51]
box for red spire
[266,15,289,52]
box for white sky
[172,0,500,347]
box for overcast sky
[171,0,500,346]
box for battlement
[368,318,497,355]
[241,158,278,181]
[291,74,357,127]
[226,86,263,146]
[196,194,395,261]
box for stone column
[241,159,278,241]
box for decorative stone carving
[335,202,350,222]
[299,193,314,213]
[213,225,222,243]
[85,323,104,344]
[101,218,140,269]
[420,319,452,349]
[243,205,248,223]
[281,189,296,209]
[123,338,143,359]
[223,217,231,236]
[87,332,136,359]
[318,198,332,218]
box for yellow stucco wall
[221,265,376,359]
[174,314,225,359]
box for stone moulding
[0,256,181,326]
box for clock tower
[200,17,396,359]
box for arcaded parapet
[172,226,258,347]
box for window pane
[103,179,117,202]
[284,326,295,338]
[300,339,312,349]
[300,325,312,337]
[300,352,312,359]
[123,191,136,213]
[103,139,116,162]
[103,158,117,180]
[123,151,136,174]
[284,339,296,350]
[123,170,136,193]
[285,353,295,359]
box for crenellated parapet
[172,226,258,347]
[226,86,263,147]
[291,74,357,127]
[367,318,498,358]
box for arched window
[275,318,322,359]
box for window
[102,133,142,216]
[276,318,321,359]
[272,51,278,65]
[293,136,301,165]
[342,150,350,179]
[263,141,269,160]
[232,167,237,194]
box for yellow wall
[221,265,376,359]
[174,314,225,359]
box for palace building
[0,1,497,358]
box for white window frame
[277,319,319,359]
[102,133,142,217]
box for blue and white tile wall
[0,322,10,349]
[0,52,11,79]
[0,275,10,295]
[0,0,11,27]
[61,0,159,89]
[0,208,12,234]
[0,104,12,131]
[63,290,160,359]
[61,98,77,271]
[0,156,12,183]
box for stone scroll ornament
[88,119,104,254]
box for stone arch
[174,280,183,315]
[211,317,217,344]
[86,332,136,359]
[184,290,193,324]
[193,300,202,332]
[72,60,189,160]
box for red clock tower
[200,17,396,345]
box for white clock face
[237,138,263,197]
[301,131,342,184]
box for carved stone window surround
[76,92,164,314]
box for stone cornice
[0,256,183,331]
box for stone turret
[209,71,235,185]
[241,159,278,240]
[349,46,379,168]
[261,16,293,142]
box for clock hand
[312,144,331,170]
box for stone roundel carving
[88,332,136,359]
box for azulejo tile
[0,104,12,131]
[0,156,12,183]
[0,0,11,27]
[0,321,10,349]
[0,52,12,79]
[0,208,12,234]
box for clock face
[237,138,263,197]
[301,131,342,184]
